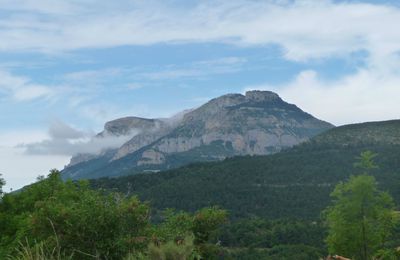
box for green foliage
[7,239,73,260]
[228,245,323,260]
[353,150,378,173]
[0,173,5,196]
[0,172,227,259]
[0,173,6,192]
[192,207,227,245]
[191,207,227,259]
[91,143,400,220]
[219,218,326,250]
[5,120,400,259]
[374,247,400,260]
[0,173,6,198]
[153,209,193,243]
[324,152,397,260]
[0,170,151,259]
[151,207,227,259]
[31,191,150,258]
[147,236,200,260]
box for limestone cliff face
[68,117,168,167]
[111,125,172,161]
[63,90,334,179]
[142,90,332,160]
[68,153,98,167]
[137,149,166,166]
[100,117,163,136]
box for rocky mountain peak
[207,93,245,108]
[201,91,282,111]
[62,90,334,180]
[102,117,160,136]
[245,90,281,103]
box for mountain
[62,90,333,180]
[90,120,400,220]
[67,117,171,167]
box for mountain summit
[62,91,334,179]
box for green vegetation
[325,174,396,259]
[2,149,400,259]
[324,151,399,259]
[3,121,400,259]
[0,173,4,196]
[88,120,400,258]
[91,143,400,220]
[0,171,227,259]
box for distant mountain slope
[90,120,400,220]
[62,90,333,180]
[311,119,400,145]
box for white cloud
[0,0,80,15]
[0,146,69,192]
[0,0,399,62]
[63,68,124,83]
[139,56,247,80]
[0,121,138,191]
[1,0,400,124]
[0,70,54,101]
[21,120,136,156]
[245,68,400,126]
[0,129,48,147]
[0,129,69,191]
[48,120,88,139]
[2,0,400,190]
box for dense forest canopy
[91,143,400,220]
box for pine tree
[325,151,396,260]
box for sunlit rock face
[62,91,334,179]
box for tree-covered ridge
[311,119,400,146]
[89,148,400,259]
[90,120,400,221]
[91,146,400,220]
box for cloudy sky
[1,0,400,190]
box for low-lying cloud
[21,120,137,156]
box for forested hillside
[91,120,400,220]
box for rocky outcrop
[100,117,163,136]
[111,126,172,161]
[68,153,98,167]
[68,117,169,166]
[109,90,333,169]
[63,90,334,180]
[137,149,165,166]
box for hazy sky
[1,0,400,190]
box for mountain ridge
[90,119,400,220]
[62,90,333,180]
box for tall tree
[325,152,396,260]
[353,150,378,174]
[0,174,4,196]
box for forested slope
[91,120,400,220]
